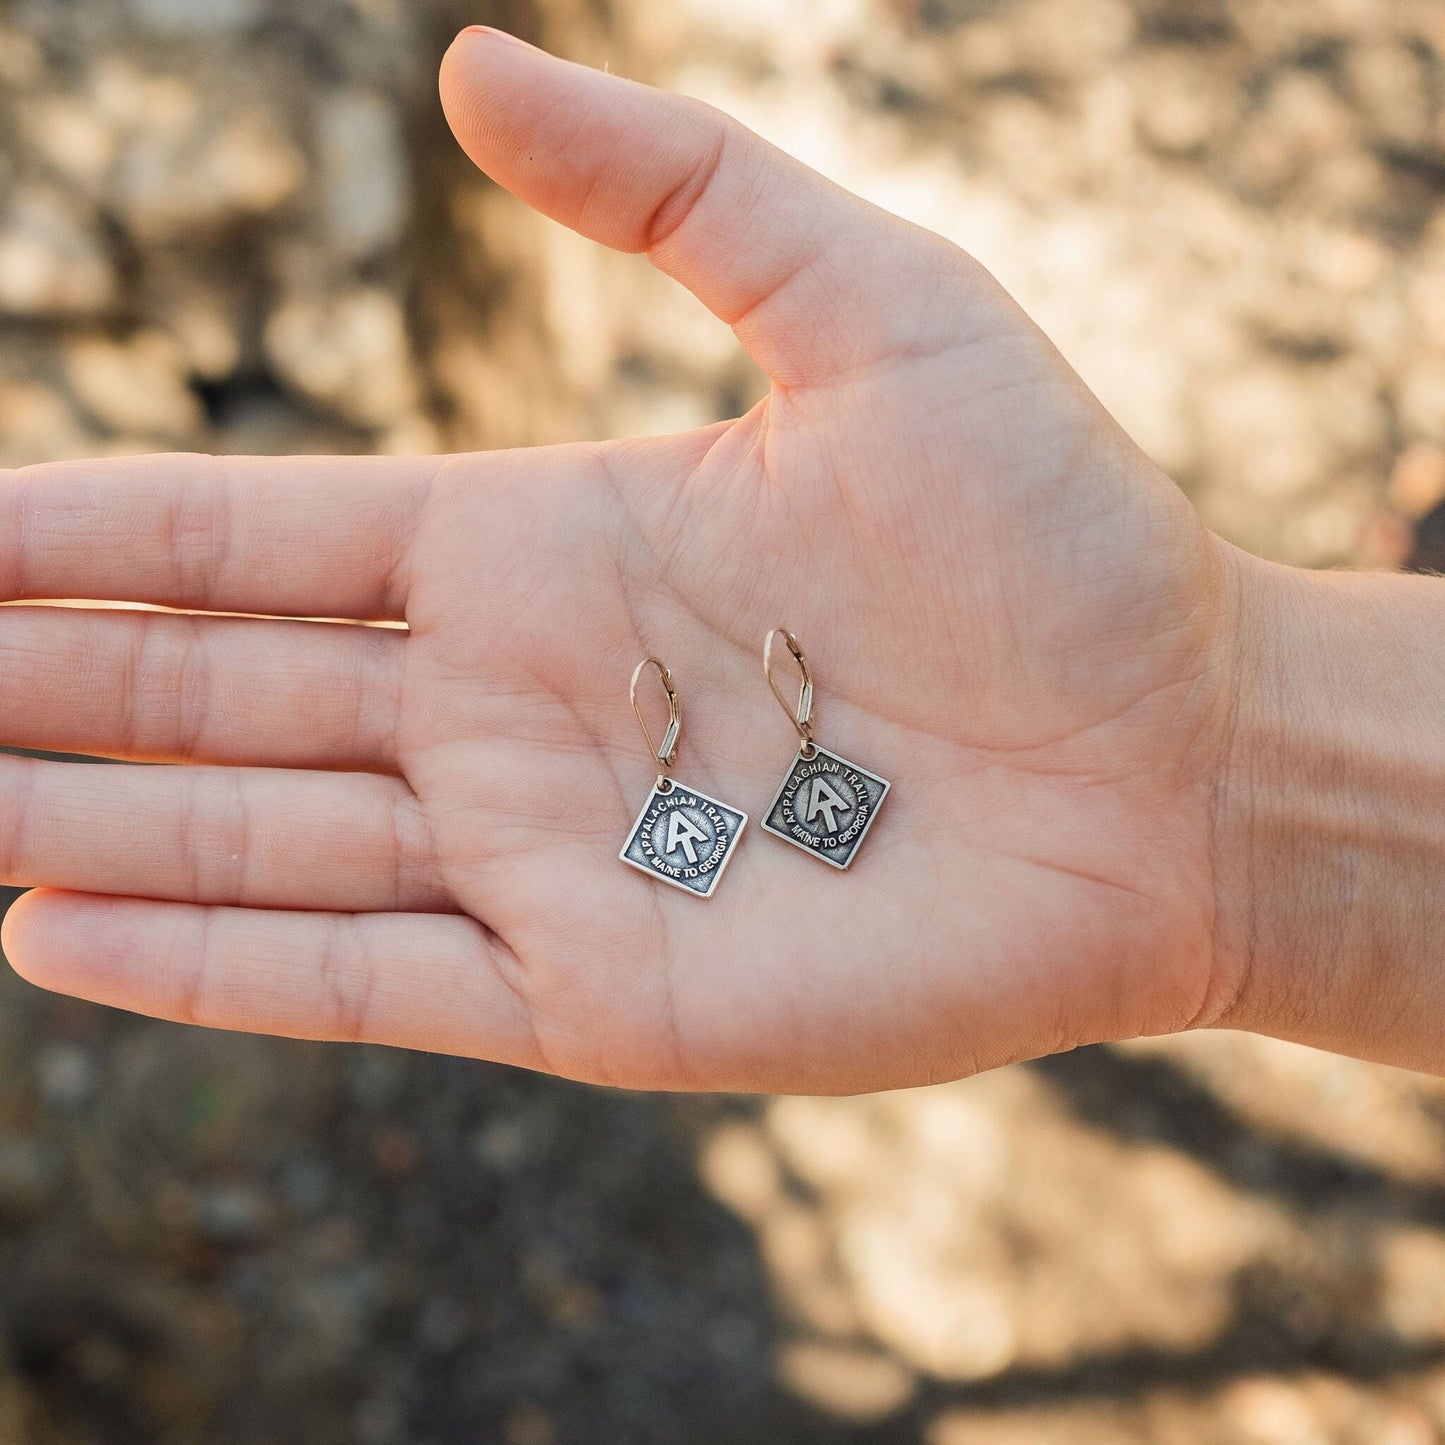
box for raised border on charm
[620,781,748,899]
[761,747,890,870]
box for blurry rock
[470,1114,531,1172]
[1381,1226,1445,1340]
[0,1135,63,1217]
[838,1211,1017,1380]
[1406,216,1445,339]
[1303,138,1390,221]
[344,0,403,21]
[757,1199,858,1337]
[36,1041,97,1115]
[768,1096,888,1193]
[90,55,191,131]
[1342,285,1409,373]
[1200,357,1384,504]
[1028,0,1133,79]
[1345,40,1436,155]
[110,91,304,242]
[0,379,93,465]
[354,1393,406,1445]
[0,26,43,90]
[293,1263,383,1368]
[1220,1377,1324,1445]
[777,1341,913,1424]
[1238,272,1350,360]
[1301,227,1386,294]
[503,1402,557,1445]
[316,89,410,260]
[265,288,418,427]
[1229,71,1353,200]
[1133,51,1231,156]
[1396,357,1445,440]
[1389,442,1445,520]
[1378,1405,1439,1445]
[88,1029,337,1244]
[1408,263,1445,342]
[141,266,244,381]
[0,187,116,318]
[0,1383,40,1445]
[278,1155,334,1217]
[65,332,204,439]
[346,1046,407,1110]
[307,1215,366,1265]
[17,93,118,193]
[706,1309,760,1366]
[127,0,264,34]
[608,379,720,439]
[698,1121,782,1220]
[378,413,440,454]
[1281,491,1370,566]
[415,1295,470,1355]
[371,1127,418,1180]
[1198,361,1327,500]
[0,1248,242,1439]
[191,1184,276,1247]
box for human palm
[0,29,1239,1092]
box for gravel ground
[3,2,1445,1441]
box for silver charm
[760,629,890,869]
[619,658,747,899]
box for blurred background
[1,0,1444,1441]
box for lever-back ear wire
[630,656,682,792]
[759,626,891,869]
[621,655,748,899]
[763,627,817,760]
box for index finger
[2,452,435,619]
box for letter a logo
[803,776,850,833]
[663,809,709,865]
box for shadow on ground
[1,839,1444,1443]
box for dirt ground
[3,1,1445,1441]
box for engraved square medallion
[762,747,890,870]
[620,781,748,899]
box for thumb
[439,26,984,390]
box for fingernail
[458,25,536,49]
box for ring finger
[0,606,403,772]
[0,754,448,913]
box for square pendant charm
[620,781,748,899]
[762,747,890,870]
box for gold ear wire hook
[763,628,817,759]
[631,657,682,791]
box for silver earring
[760,629,890,869]
[619,657,748,899]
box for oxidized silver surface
[620,781,748,899]
[762,746,890,869]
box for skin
[0,29,1440,1092]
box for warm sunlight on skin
[1,28,1442,1092]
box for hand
[0,27,1245,1093]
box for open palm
[0,29,1241,1093]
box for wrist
[1208,545,1445,1070]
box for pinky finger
[2,891,544,1069]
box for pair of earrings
[619,629,891,899]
